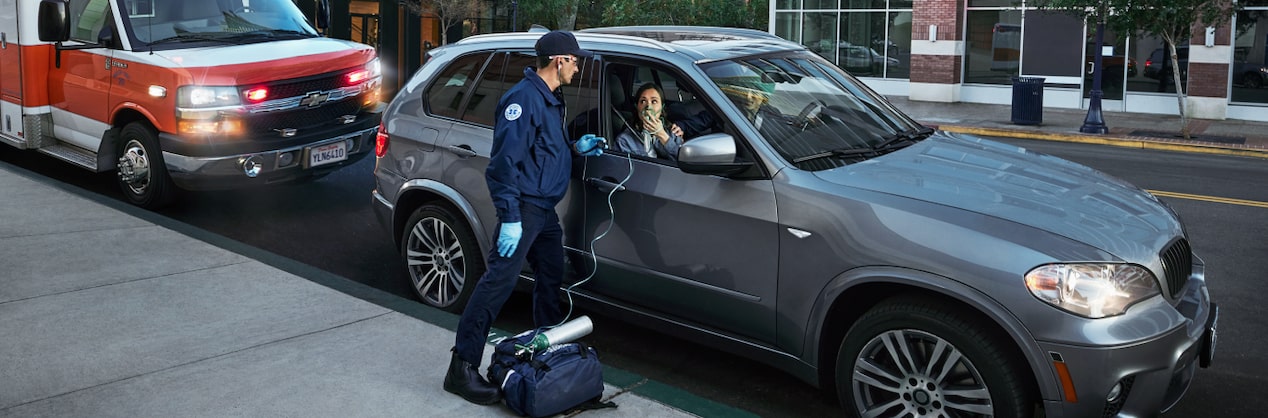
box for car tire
[401,204,485,312]
[837,296,1036,418]
[116,122,176,209]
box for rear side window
[426,53,491,120]
[461,52,537,127]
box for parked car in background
[1086,54,1137,86]
[1145,46,1189,82]
[372,26,1217,418]
[1235,61,1268,88]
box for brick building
[770,0,1268,122]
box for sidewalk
[0,162,734,418]
[887,96,1268,159]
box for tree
[400,0,481,45]
[602,0,768,30]
[1034,0,1242,139]
[515,0,583,31]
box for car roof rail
[454,30,676,53]
[580,26,785,43]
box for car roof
[454,26,805,63]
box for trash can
[1011,77,1045,125]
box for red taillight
[243,87,269,103]
[375,123,389,157]
[1146,59,1153,67]
[346,69,371,85]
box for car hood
[814,132,1183,262]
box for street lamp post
[511,0,518,31]
[1081,17,1110,134]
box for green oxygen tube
[514,315,594,355]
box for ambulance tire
[116,123,176,209]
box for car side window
[425,52,490,120]
[70,0,112,42]
[563,56,602,142]
[460,52,538,127]
[604,58,729,165]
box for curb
[930,124,1268,160]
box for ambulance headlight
[178,86,241,107]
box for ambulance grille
[248,100,363,135]
[241,72,365,136]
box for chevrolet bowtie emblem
[299,91,331,108]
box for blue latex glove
[574,134,605,157]
[497,222,522,258]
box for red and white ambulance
[0,0,381,207]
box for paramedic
[443,30,605,405]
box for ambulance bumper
[161,126,377,191]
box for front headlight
[1024,263,1160,318]
[177,86,241,108]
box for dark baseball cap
[535,30,593,58]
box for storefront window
[775,12,802,43]
[1127,35,1187,94]
[1081,25,1128,100]
[838,12,886,76]
[1022,11,1083,84]
[842,0,885,9]
[776,0,914,79]
[965,10,1022,84]
[1232,9,1268,103]
[804,12,840,63]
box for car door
[435,50,599,265]
[47,0,116,152]
[576,58,779,344]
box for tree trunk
[1166,40,1190,140]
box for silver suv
[372,26,1217,417]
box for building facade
[771,0,1268,122]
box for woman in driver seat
[615,83,685,161]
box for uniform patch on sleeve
[504,103,523,121]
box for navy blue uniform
[454,67,570,365]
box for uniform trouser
[454,203,565,366]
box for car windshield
[123,0,318,46]
[702,52,926,171]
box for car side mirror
[37,0,70,42]
[37,0,104,68]
[678,133,752,176]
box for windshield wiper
[792,146,879,165]
[147,34,239,46]
[232,29,316,40]
[874,126,935,151]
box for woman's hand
[644,113,670,143]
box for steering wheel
[796,102,825,130]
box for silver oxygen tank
[515,315,594,355]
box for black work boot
[443,350,501,405]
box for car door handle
[586,177,626,193]
[447,144,478,158]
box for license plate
[309,141,347,167]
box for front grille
[250,72,345,99]
[246,100,363,135]
[239,70,365,137]
[1159,238,1192,298]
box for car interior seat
[607,68,636,140]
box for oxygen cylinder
[516,315,594,354]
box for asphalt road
[3,136,1265,417]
